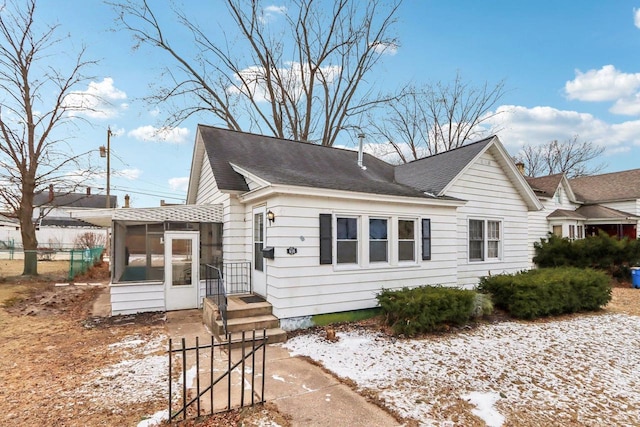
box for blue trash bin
[632,267,640,289]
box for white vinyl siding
[448,147,529,287]
[244,193,458,319]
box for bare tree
[515,136,606,178]
[0,0,97,275]
[367,73,506,162]
[111,0,401,146]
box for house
[184,126,541,326]
[526,170,640,264]
[74,126,543,325]
[0,187,113,260]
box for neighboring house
[526,170,640,264]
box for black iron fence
[168,331,268,422]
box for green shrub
[377,286,476,336]
[478,267,611,319]
[534,232,640,278]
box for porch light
[267,210,275,224]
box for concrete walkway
[165,310,400,427]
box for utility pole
[100,127,114,208]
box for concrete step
[221,314,280,333]
[219,327,288,348]
[226,300,273,319]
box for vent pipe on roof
[357,133,367,170]
[124,194,130,208]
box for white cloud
[634,8,640,29]
[127,125,190,144]
[611,92,640,115]
[264,5,286,14]
[228,62,341,103]
[565,65,640,102]
[370,41,398,56]
[486,104,640,149]
[149,108,160,117]
[117,168,142,180]
[63,78,128,119]
[168,177,189,192]
[259,5,286,23]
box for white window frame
[398,218,417,263]
[336,216,359,265]
[368,217,389,264]
[469,218,502,262]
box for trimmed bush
[534,232,640,278]
[377,286,476,336]
[478,267,611,319]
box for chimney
[124,194,130,208]
[86,187,91,196]
[48,184,54,202]
[160,199,166,206]
[515,162,525,175]
[357,133,367,170]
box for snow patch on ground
[462,391,504,427]
[283,313,640,426]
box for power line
[110,186,185,201]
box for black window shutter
[422,218,431,260]
[319,214,332,264]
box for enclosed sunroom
[74,204,226,315]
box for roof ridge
[396,135,496,167]
[197,124,389,162]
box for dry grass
[0,259,68,279]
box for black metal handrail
[205,264,227,334]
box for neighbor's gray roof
[569,169,640,203]
[33,192,117,209]
[39,217,97,228]
[393,137,494,195]
[199,125,440,200]
[547,209,586,220]
[526,174,564,198]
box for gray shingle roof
[33,192,117,209]
[525,174,564,198]
[547,209,586,220]
[575,204,638,220]
[569,169,640,203]
[393,137,494,195]
[199,125,438,199]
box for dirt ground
[1,260,639,426]
[0,261,288,427]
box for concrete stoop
[203,295,287,346]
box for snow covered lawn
[283,313,640,426]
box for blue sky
[30,0,640,207]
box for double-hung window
[337,217,358,264]
[398,219,416,262]
[369,218,388,263]
[469,219,501,261]
[487,221,500,258]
